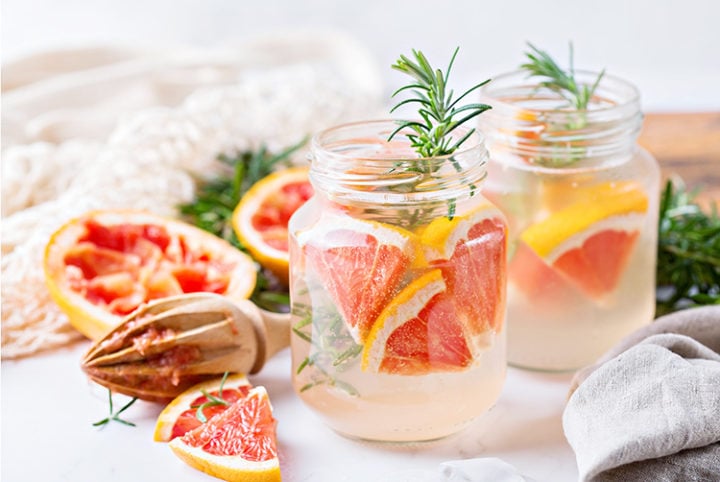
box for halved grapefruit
[232,167,313,284]
[154,374,252,442]
[169,386,281,482]
[421,204,508,336]
[297,217,416,344]
[362,269,474,375]
[44,210,257,340]
[511,182,648,299]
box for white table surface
[2,342,579,481]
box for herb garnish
[388,48,491,223]
[293,300,361,396]
[656,178,720,316]
[179,139,306,311]
[93,389,138,427]
[192,371,231,423]
[389,47,491,158]
[521,42,605,112]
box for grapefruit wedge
[511,182,648,299]
[421,204,508,336]
[169,386,281,482]
[232,167,313,284]
[154,374,252,442]
[362,269,474,375]
[44,210,257,340]
[298,217,416,344]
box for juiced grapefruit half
[232,166,313,285]
[44,210,257,340]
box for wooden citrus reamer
[81,293,290,402]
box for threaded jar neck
[478,70,643,171]
[309,120,488,206]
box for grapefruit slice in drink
[362,269,474,375]
[421,204,508,338]
[512,181,648,300]
[44,210,257,340]
[169,386,281,482]
[297,217,416,344]
[154,374,252,442]
[232,166,313,285]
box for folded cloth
[563,306,720,482]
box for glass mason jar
[478,71,660,371]
[288,120,507,442]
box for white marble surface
[1,342,578,481]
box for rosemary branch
[521,42,605,111]
[389,47,491,158]
[656,178,720,316]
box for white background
[3,0,720,111]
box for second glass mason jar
[478,71,660,371]
[288,120,507,442]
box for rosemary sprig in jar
[519,42,606,167]
[521,42,605,114]
[293,296,361,396]
[388,48,492,223]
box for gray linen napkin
[563,306,720,482]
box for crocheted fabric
[1,31,384,358]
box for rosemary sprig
[179,139,306,311]
[521,42,605,111]
[389,47,491,158]
[92,390,138,428]
[292,300,361,396]
[656,178,720,316]
[192,372,231,423]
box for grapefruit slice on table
[169,386,281,482]
[421,204,508,337]
[362,269,474,375]
[44,210,257,340]
[298,217,416,344]
[511,182,648,300]
[232,166,313,284]
[154,373,252,442]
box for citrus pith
[44,210,257,340]
[232,167,313,284]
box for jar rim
[311,119,485,162]
[480,69,641,114]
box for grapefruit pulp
[232,167,313,284]
[44,210,257,340]
[154,374,252,442]
[512,182,648,300]
[298,217,416,343]
[362,269,473,375]
[421,205,508,336]
[169,386,281,482]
